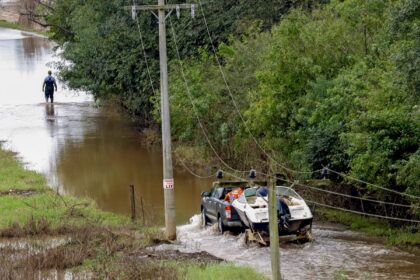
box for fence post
[129,185,136,222]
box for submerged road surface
[0,27,419,280]
[0,27,212,224]
[159,215,420,279]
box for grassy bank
[0,20,49,37]
[315,207,420,247]
[0,147,266,279]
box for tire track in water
[154,215,419,279]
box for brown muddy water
[0,27,212,224]
[0,28,419,279]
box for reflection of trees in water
[53,113,208,222]
[14,36,50,72]
[21,35,49,57]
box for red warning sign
[163,178,174,189]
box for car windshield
[276,186,302,200]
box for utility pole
[128,1,195,241]
[269,171,281,279]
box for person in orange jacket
[224,186,245,203]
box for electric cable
[326,168,420,200]
[132,0,156,93]
[254,170,420,209]
[196,0,321,175]
[197,0,420,200]
[168,17,249,178]
[306,199,420,223]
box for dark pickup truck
[200,181,244,233]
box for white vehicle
[232,185,313,244]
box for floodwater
[0,27,212,223]
[162,216,420,279]
[1,28,419,280]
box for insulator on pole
[131,5,137,20]
[191,4,195,18]
[176,5,180,19]
[216,170,224,179]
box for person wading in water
[42,70,57,103]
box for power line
[196,0,321,176]
[306,199,420,223]
[132,7,247,180]
[177,157,214,179]
[132,0,156,93]
[196,0,420,200]
[291,179,420,209]
[254,170,420,209]
[326,168,420,200]
[168,17,248,178]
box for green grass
[316,208,420,247]
[0,193,131,229]
[0,149,47,192]
[185,263,268,280]
[0,20,50,37]
[0,146,267,279]
[0,20,22,30]
[0,148,131,229]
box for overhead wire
[326,168,420,200]
[168,16,248,179]
[130,4,419,221]
[196,0,420,200]
[132,0,156,93]
[306,200,420,223]
[250,180,420,223]
[130,1,243,180]
[129,1,247,180]
[196,0,321,176]
[177,157,214,179]
[254,171,420,209]
[169,8,419,208]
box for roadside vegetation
[20,0,420,243]
[0,19,49,36]
[0,147,266,279]
[315,208,420,247]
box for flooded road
[0,27,212,223]
[1,28,419,279]
[159,216,420,279]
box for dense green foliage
[167,0,419,207]
[46,0,321,120]
[47,0,418,214]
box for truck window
[212,187,224,200]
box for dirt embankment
[0,1,47,31]
[0,217,222,280]
[0,2,20,23]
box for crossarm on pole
[126,4,194,11]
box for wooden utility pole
[269,173,281,279]
[128,1,195,241]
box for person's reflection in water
[45,103,56,138]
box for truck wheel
[201,209,208,228]
[218,216,226,234]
